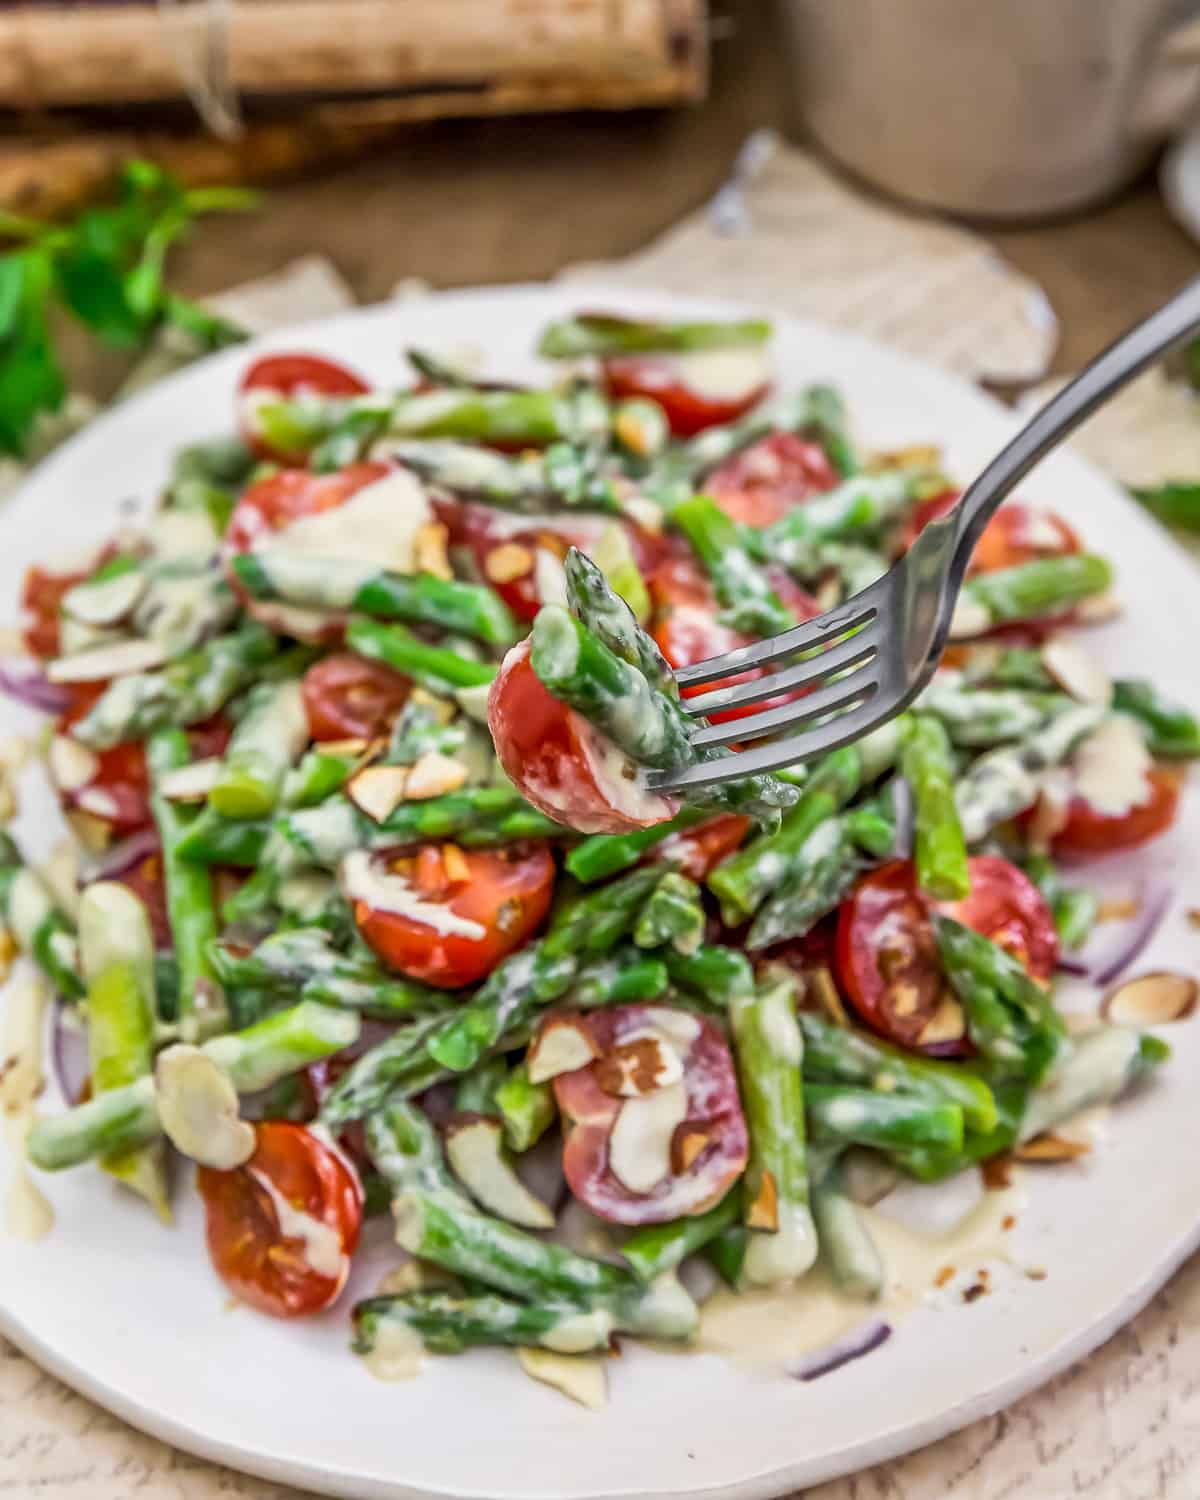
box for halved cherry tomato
[223,462,391,642]
[238,353,370,465]
[20,550,114,659]
[652,813,750,879]
[649,556,820,727]
[115,850,172,949]
[835,856,1057,1052]
[904,494,1081,576]
[550,1003,749,1225]
[706,433,839,527]
[488,639,678,835]
[1047,766,1181,861]
[197,1121,363,1319]
[602,353,769,438]
[301,652,410,742]
[353,841,555,988]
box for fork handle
[952,274,1200,558]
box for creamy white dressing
[1071,715,1152,817]
[1,971,54,1240]
[699,1172,1025,1371]
[607,1078,688,1194]
[273,468,431,576]
[759,983,803,1066]
[740,1202,819,1289]
[361,1316,425,1382]
[669,348,771,402]
[149,508,219,559]
[340,850,486,939]
[516,1347,609,1409]
[579,725,677,832]
[248,1167,346,1281]
[8,869,52,950]
[48,735,99,792]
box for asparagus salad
[2,310,1196,1404]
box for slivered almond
[413,521,453,581]
[607,1081,687,1195]
[673,1126,711,1174]
[346,764,410,823]
[159,758,223,803]
[66,809,111,853]
[1014,1133,1091,1163]
[916,993,966,1046]
[806,966,849,1027]
[48,735,99,792]
[485,542,534,584]
[1042,639,1112,706]
[316,737,372,758]
[870,444,942,472]
[1074,593,1122,625]
[408,687,457,724]
[528,1016,599,1084]
[441,843,471,884]
[1101,971,1198,1026]
[746,1169,779,1230]
[46,637,167,683]
[61,570,146,627]
[593,1035,682,1099]
[444,1114,555,1230]
[405,752,468,801]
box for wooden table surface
[154,1,1200,379]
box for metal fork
[649,276,1200,797]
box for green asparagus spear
[346,616,497,695]
[1022,853,1099,951]
[805,1085,964,1152]
[230,552,519,648]
[902,715,969,900]
[493,1062,557,1152]
[1130,480,1200,533]
[811,1160,884,1300]
[147,730,225,1039]
[662,944,754,1006]
[384,438,625,515]
[538,312,771,359]
[683,386,857,485]
[0,834,82,999]
[453,1057,509,1116]
[573,950,671,1007]
[352,1290,613,1356]
[952,555,1113,637]
[1112,679,1200,757]
[633,872,705,954]
[71,621,279,750]
[729,978,818,1286]
[564,547,674,692]
[671,493,799,637]
[757,472,912,564]
[621,1191,741,1284]
[173,807,270,866]
[1018,1027,1169,1142]
[932,913,1066,1082]
[388,385,608,447]
[745,815,863,950]
[915,678,1066,748]
[208,680,310,819]
[564,807,711,883]
[78,883,169,1217]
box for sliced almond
[441,843,471,884]
[444,1113,555,1229]
[316,737,372,758]
[155,1044,255,1169]
[484,542,534,585]
[1101,971,1198,1026]
[413,521,453,581]
[593,1034,683,1099]
[915,993,966,1047]
[376,1260,459,1297]
[871,443,942,472]
[745,1168,779,1231]
[75,786,121,821]
[527,1015,599,1084]
[65,809,112,853]
[607,1080,688,1195]
[805,965,851,1027]
[48,735,99,793]
[454,682,492,724]
[534,547,569,607]
[948,597,991,642]
[404,751,469,801]
[0,926,17,982]
[1042,639,1112,707]
[1074,593,1122,625]
[159,758,223,803]
[1025,769,1072,851]
[516,1347,609,1409]
[672,1125,712,1174]
[61,570,147,627]
[47,637,167,684]
[1014,1133,1092,1163]
[347,764,410,823]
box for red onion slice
[786,1319,892,1381]
[86,828,159,881]
[1092,883,1172,987]
[0,665,70,716]
[51,995,90,1106]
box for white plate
[1,284,1198,1500]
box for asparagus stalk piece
[806,1085,965,1152]
[78,883,169,1217]
[1112,679,1200,758]
[671,493,800,637]
[494,1062,556,1152]
[173,808,270,867]
[538,313,771,358]
[453,1058,508,1116]
[573,950,670,1008]
[1022,853,1099,952]
[811,1160,884,1300]
[663,944,754,1006]
[757,472,911,563]
[383,439,625,515]
[317,1013,455,1127]
[745,815,863,950]
[901,715,969,900]
[621,1191,741,1284]
[352,1291,613,1356]
[70,621,278,750]
[951,555,1113,638]
[633,872,705,955]
[729,978,818,1287]
[682,386,857,486]
[387,385,609,447]
[230,552,519,648]
[798,1011,998,1132]
[916,677,1066,747]
[0,834,83,1000]
[147,730,225,1039]
[208,680,309,819]
[565,807,711,883]
[347,617,497,695]
[1018,1027,1169,1142]
[564,547,674,693]
[932,913,1067,1082]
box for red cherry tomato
[115,851,172,949]
[20,549,116,659]
[1047,766,1181,861]
[649,556,820,727]
[834,856,1058,1052]
[904,494,1081,576]
[301,653,411,742]
[601,353,770,438]
[550,1003,749,1225]
[239,353,370,465]
[488,639,678,835]
[223,462,390,641]
[706,433,840,527]
[353,842,555,988]
[197,1122,363,1319]
[652,813,750,879]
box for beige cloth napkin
[0,194,1194,1498]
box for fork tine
[650,694,896,792]
[681,630,879,718]
[688,666,878,749]
[672,592,880,690]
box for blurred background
[5,0,1200,522]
